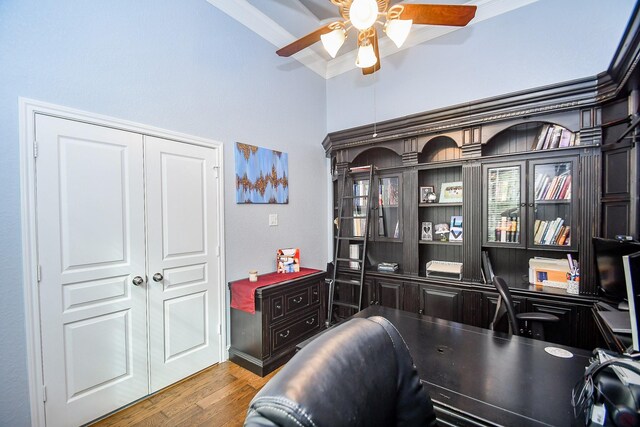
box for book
[532,124,551,150]
[548,126,563,149]
[558,129,572,147]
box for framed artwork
[419,186,435,203]
[421,221,433,241]
[235,142,289,204]
[435,223,450,242]
[439,181,463,203]
[449,215,463,241]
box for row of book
[531,124,579,151]
[533,218,571,246]
[535,173,572,200]
[495,216,520,243]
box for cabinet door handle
[419,309,424,315]
[132,276,144,286]
[293,296,303,304]
[275,303,281,310]
[306,317,316,325]
[279,330,290,338]
[529,203,534,207]
[520,203,526,207]
[312,289,318,296]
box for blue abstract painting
[235,142,289,204]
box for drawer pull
[312,289,318,295]
[275,303,282,310]
[279,330,290,338]
[292,296,303,304]
[306,317,316,325]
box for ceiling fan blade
[276,24,334,57]
[400,4,477,26]
[363,28,381,76]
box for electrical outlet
[269,214,278,226]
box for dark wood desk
[350,306,591,426]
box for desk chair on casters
[491,276,559,340]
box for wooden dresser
[228,270,326,376]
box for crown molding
[208,0,539,80]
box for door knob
[153,273,164,282]
[132,276,144,286]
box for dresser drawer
[271,308,321,354]
[285,287,311,315]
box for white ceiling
[207,0,539,79]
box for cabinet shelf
[534,199,571,204]
[420,240,463,246]
[419,202,463,208]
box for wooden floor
[91,362,279,427]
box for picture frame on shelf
[435,223,450,242]
[421,221,433,241]
[439,181,463,203]
[449,215,463,242]
[420,186,435,203]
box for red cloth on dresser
[230,268,321,314]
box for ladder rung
[342,195,368,199]
[333,301,359,310]
[338,216,364,220]
[335,278,362,286]
[337,236,365,241]
[336,258,363,263]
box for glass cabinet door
[529,158,576,249]
[351,178,370,238]
[377,175,401,240]
[484,162,526,247]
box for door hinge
[33,141,38,158]
[213,166,219,179]
[42,385,47,402]
[37,265,42,283]
[216,245,220,257]
[218,323,222,335]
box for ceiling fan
[276,0,477,75]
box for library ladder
[327,165,375,327]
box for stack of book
[377,262,399,272]
[531,124,579,151]
[533,218,571,246]
[534,173,571,200]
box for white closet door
[35,114,148,427]
[144,136,221,392]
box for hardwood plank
[90,361,278,427]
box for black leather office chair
[491,276,559,340]
[244,316,437,427]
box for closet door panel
[35,114,148,427]
[145,136,221,392]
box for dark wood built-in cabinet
[324,7,640,349]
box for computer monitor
[593,237,640,302]
[622,251,640,353]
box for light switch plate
[269,214,278,226]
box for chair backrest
[244,316,437,427]
[492,276,519,335]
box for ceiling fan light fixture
[349,0,379,31]
[356,42,377,68]
[321,27,346,58]
[385,18,412,48]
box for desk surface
[351,306,591,426]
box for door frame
[19,98,227,426]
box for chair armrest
[516,312,560,323]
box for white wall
[326,0,636,131]
[0,0,326,425]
